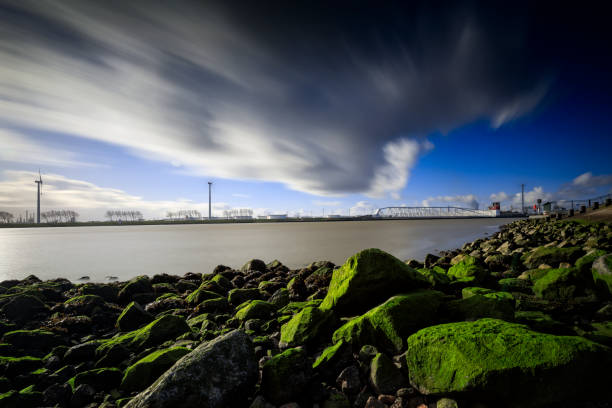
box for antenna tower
[34,170,43,224]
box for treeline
[41,210,79,223]
[105,210,144,221]
[0,211,14,223]
[166,210,201,220]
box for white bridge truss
[375,206,500,218]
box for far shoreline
[0,213,524,229]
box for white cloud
[0,2,548,199]
[489,191,509,202]
[510,186,552,207]
[422,194,479,209]
[0,170,230,221]
[349,201,376,215]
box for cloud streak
[0,2,550,198]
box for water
[0,219,515,282]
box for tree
[0,211,14,223]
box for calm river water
[0,219,515,282]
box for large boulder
[319,249,429,316]
[332,290,444,353]
[2,329,64,354]
[280,306,335,348]
[406,318,612,406]
[592,254,612,297]
[63,294,106,315]
[185,289,223,306]
[261,347,311,405]
[369,353,405,395]
[121,346,191,391]
[228,288,262,305]
[116,302,154,332]
[446,288,515,321]
[521,246,584,269]
[125,330,257,408]
[71,367,122,391]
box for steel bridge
[375,206,499,218]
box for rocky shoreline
[1,218,611,408]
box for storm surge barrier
[375,206,500,218]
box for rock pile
[1,218,611,407]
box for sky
[1,1,611,220]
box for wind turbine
[34,170,43,224]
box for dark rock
[262,347,311,405]
[73,367,122,391]
[118,276,153,304]
[1,294,49,322]
[242,259,267,273]
[336,365,361,395]
[369,353,405,395]
[228,288,262,305]
[43,383,72,406]
[116,302,154,332]
[71,384,95,407]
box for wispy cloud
[231,193,250,198]
[0,2,549,198]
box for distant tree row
[0,211,14,223]
[166,210,201,220]
[223,208,253,218]
[105,210,143,221]
[41,210,79,223]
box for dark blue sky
[0,1,610,219]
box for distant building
[326,214,342,218]
[267,214,287,220]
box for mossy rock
[278,299,323,316]
[1,329,64,354]
[332,290,444,353]
[80,283,118,302]
[320,249,429,316]
[448,289,515,322]
[228,288,262,305]
[514,311,573,335]
[186,289,223,306]
[71,367,122,391]
[241,259,267,273]
[280,306,335,348]
[497,278,533,294]
[447,256,487,282]
[195,297,230,313]
[97,315,190,354]
[521,246,584,269]
[581,321,612,347]
[312,340,353,378]
[592,254,612,297]
[416,267,450,287]
[116,301,154,332]
[118,276,153,303]
[261,347,310,405]
[532,268,587,300]
[0,356,42,376]
[0,388,43,408]
[199,274,233,296]
[575,250,607,273]
[518,268,550,282]
[64,294,106,314]
[121,346,190,391]
[269,288,290,308]
[406,318,612,406]
[235,300,276,322]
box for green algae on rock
[319,248,429,316]
[235,300,276,322]
[521,246,585,269]
[446,255,487,281]
[97,314,190,355]
[332,290,444,353]
[121,346,191,391]
[406,318,612,406]
[369,353,405,395]
[279,306,335,348]
[115,301,154,332]
[532,267,588,300]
